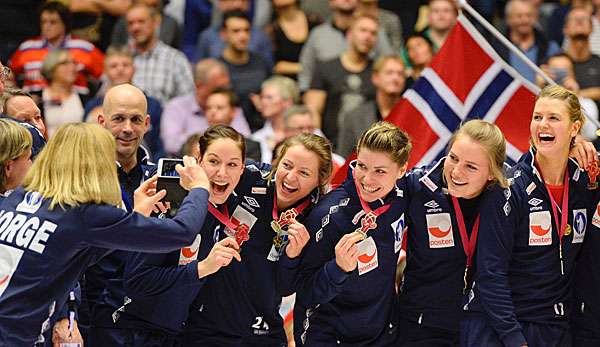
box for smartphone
[157,158,187,205]
[550,67,568,85]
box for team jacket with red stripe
[284,165,407,346]
[465,150,591,347]
[0,187,209,346]
[398,158,482,332]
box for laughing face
[275,145,320,210]
[530,97,581,160]
[200,138,245,205]
[354,149,406,202]
[443,135,494,199]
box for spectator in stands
[194,0,273,64]
[497,0,560,83]
[297,0,393,91]
[357,0,402,52]
[271,0,321,79]
[539,53,599,141]
[112,0,182,49]
[205,88,261,160]
[127,3,194,104]
[1,88,46,136]
[9,1,104,98]
[40,50,84,138]
[250,75,299,162]
[219,10,271,131]
[83,46,164,160]
[183,0,271,61]
[425,0,458,51]
[564,6,600,103]
[283,104,317,138]
[405,32,434,82]
[0,0,42,63]
[337,55,405,157]
[161,58,250,155]
[303,11,378,148]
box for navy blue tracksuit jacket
[399,159,482,336]
[0,186,209,346]
[281,167,407,346]
[464,151,591,347]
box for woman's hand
[285,220,310,259]
[133,175,167,217]
[197,238,241,278]
[176,155,210,191]
[570,135,598,170]
[335,232,363,272]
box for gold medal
[271,220,283,234]
[564,224,572,236]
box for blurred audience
[9,1,104,98]
[194,0,273,64]
[40,50,84,137]
[250,75,299,162]
[218,10,271,131]
[303,11,378,148]
[161,58,250,156]
[127,3,194,104]
[270,0,321,79]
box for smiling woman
[397,119,507,346]
[462,85,592,347]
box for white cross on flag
[387,14,539,168]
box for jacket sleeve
[294,208,351,307]
[475,186,527,347]
[123,251,205,299]
[82,188,209,253]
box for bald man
[88,83,158,345]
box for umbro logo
[244,196,260,208]
[424,200,439,209]
[528,198,543,206]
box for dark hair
[406,32,434,51]
[357,122,412,166]
[199,125,246,162]
[222,10,251,30]
[208,87,239,107]
[40,1,72,33]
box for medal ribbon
[272,194,311,230]
[208,204,250,245]
[535,162,570,275]
[353,179,391,235]
[450,196,480,269]
[535,163,570,245]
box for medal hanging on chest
[271,194,310,253]
[535,161,570,275]
[208,204,250,247]
[450,196,480,293]
[353,178,391,239]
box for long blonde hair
[23,123,121,209]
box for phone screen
[160,159,182,178]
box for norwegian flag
[331,14,539,184]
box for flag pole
[457,0,555,85]
[458,0,600,130]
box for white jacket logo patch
[426,213,454,248]
[572,209,586,244]
[529,211,552,246]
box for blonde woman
[0,123,210,346]
[463,85,591,347]
[0,119,32,201]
